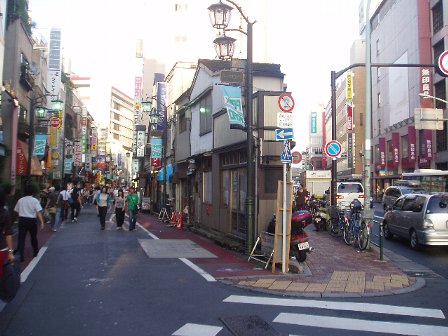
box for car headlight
[423,218,434,229]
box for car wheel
[410,230,419,249]
[383,221,393,240]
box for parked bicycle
[327,203,349,237]
[343,199,370,250]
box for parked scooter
[312,200,330,231]
[290,210,313,262]
[266,211,313,262]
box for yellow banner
[346,73,353,100]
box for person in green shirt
[125,187,139,231]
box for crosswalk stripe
[172,323,222,336]
[274,313,448,336]
[224,295,445,319]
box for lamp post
[26,95,61,185]
[208,0,256,254]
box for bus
[401,169,448,193]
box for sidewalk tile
[285,282,310,291]
[305,283,327,292]
[269,280,292,290]
[253,278,276,288]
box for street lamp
[26,96,61,185]
[418,92,448,105]
[208,0,256,254]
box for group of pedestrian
[95,186,139,231]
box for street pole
[245,21,255,255]
[330,71,337,207]
[163,107,167,210]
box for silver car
[382,185,425,211]
[383,193,448,249]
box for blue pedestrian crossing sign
[281,141,292,163]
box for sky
[29,0,363,151]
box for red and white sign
[347,104,353,131]
[292,151,302,164]
[438,50,448,76]
[278,93,295,113]
[324,140,342,158]
[49,117,60,128]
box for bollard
[379,221,384,261]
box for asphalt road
[371,204,448,279]
[1,205,448,336]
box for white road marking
[20,246,48,283]
[137,221,216,282]
[180,258,216,282]
[274,313,448,336]
[172,323,222,336]
[224,295,445,319]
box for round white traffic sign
[278,93,295,113]
[325,140,342,158]
[438,50,448,76]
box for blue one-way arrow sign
[275,128,294,141]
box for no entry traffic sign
[325,140,342,158]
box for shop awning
[156,163,173,182]
[16,140,43,176]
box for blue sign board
[310,112,317,133]
[325,140,342,158]
[280,141,292,163]
[275,128,294,141]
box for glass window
[222,170,229,206]
[338,183,364,193]
[432,1,444,34]
[199,93,212,134]
[427,196,448,214]
[393,198,405,210]
[179,112,187,133]
[264,168,282,194]
[401,135,408,158]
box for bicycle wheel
[329,218,339,237]
[358,221,370,250]
[343,220,354,245]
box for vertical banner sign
[156,82,167,131]
[347,133,353,169]
[47,28,62,99]
[136,130,145,157]
[91,136,97,152]
[346,72,353,100]
[150,137,162,160]
[420,68,432,99]
[392,132,400,168]
[73,140,82,167]
[408,126,416,166]
[134,76,143,155]
[132,159,140,177]
[310,112,317,134]
[64,158,72,173]
[49,127,58,148]
[136,39,143,58]
[218,85,246,129]
[424,129,433,159]
[379,137,386,169]
[346,104,353,131]
[33,134,47,156]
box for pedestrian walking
[59,185,71,221]
[125,186,139,231]
[295,186,307,211]
[45,186,60,232]
[13,184,45,262]
[95,186,111,230]
[70,182,82,222]
[114,189,125,230]
[0,187,15,266]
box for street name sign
[277,112,293,128]
[275,128,294,141]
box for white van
[336,182,365,209]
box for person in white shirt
[14,184,45,262]
[59,185,71,221]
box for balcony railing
[19,63,35,91]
